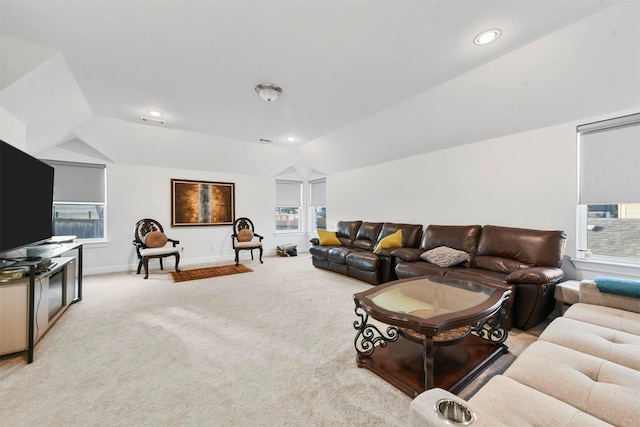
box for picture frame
[171,179,235,226]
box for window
[275,180,302,231]
[309,178,326,231]
[44,160,107,241]
[577,113,640,262]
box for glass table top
[364,276,495,320]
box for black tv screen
[0,140,54,254]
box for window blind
[43,160,106,203]
[578,113,640,205]
[310,178,326,206]
[276,180,302,206]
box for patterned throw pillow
[144,231,168,248]
[420,246,470,267]
[237,228,254,242]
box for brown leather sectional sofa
[309,221,567,330]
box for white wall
[0,107,26,149]
[35,144,313,275]
[327,110,638,281]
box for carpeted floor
[0,255,548,426]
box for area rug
[170,264,252,282]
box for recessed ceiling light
[286,137,296,142]
[146,110,163,117]
[474,29,502,46]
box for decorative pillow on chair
[144,231,168,248]
[373,230,403,253]
[317,230,341,246]
[420,246,470,267]
[237,228,254,242]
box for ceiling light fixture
[286,137,296,142]
[146,110,163,117]
[474,29,502,46]
[255,83,282,102]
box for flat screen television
[0,140,55,255]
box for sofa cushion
[317,229,341,246]
[335,220,362,245]
[373,229,402,253]
[564,303,640,335]
[327,247,355,264]
[379,222,423,249]
[420,246,470,267]
[352,222,383,251]
[421,224,482,254]
[472,255,529,275]
[346,251,380,272]
[395,260,449,279]
[539,316,640,370]
[467,375,611,427]
[502,340,640,427]
[473,225,566,273]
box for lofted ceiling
[1,0,639,177]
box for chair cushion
[235,241,262,249]
[144,231,168,248]
[139,247,180,256]
[237,228,254,242]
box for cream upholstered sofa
[409,279,640,426]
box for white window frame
[275,179,303,233]
[575,113,640,273]
[308,178,326,232]
[45,160,107,243]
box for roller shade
[578,114,640,205]
[44,160,106,203]
[276,180,302,206]
[310,178,326,206]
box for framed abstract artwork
[171,179,235,226]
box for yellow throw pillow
[318,230,341,246]
[373,229,403,253]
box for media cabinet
[0,242,83,363]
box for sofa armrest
[506,267,564,285]
[409,388,506,427]
[309,238,320,245]
[390,247,424,262]
[579,280,640,314]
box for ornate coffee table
[353,276,511,397]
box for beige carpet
[0,256,546,426]
[170,264,252,282]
